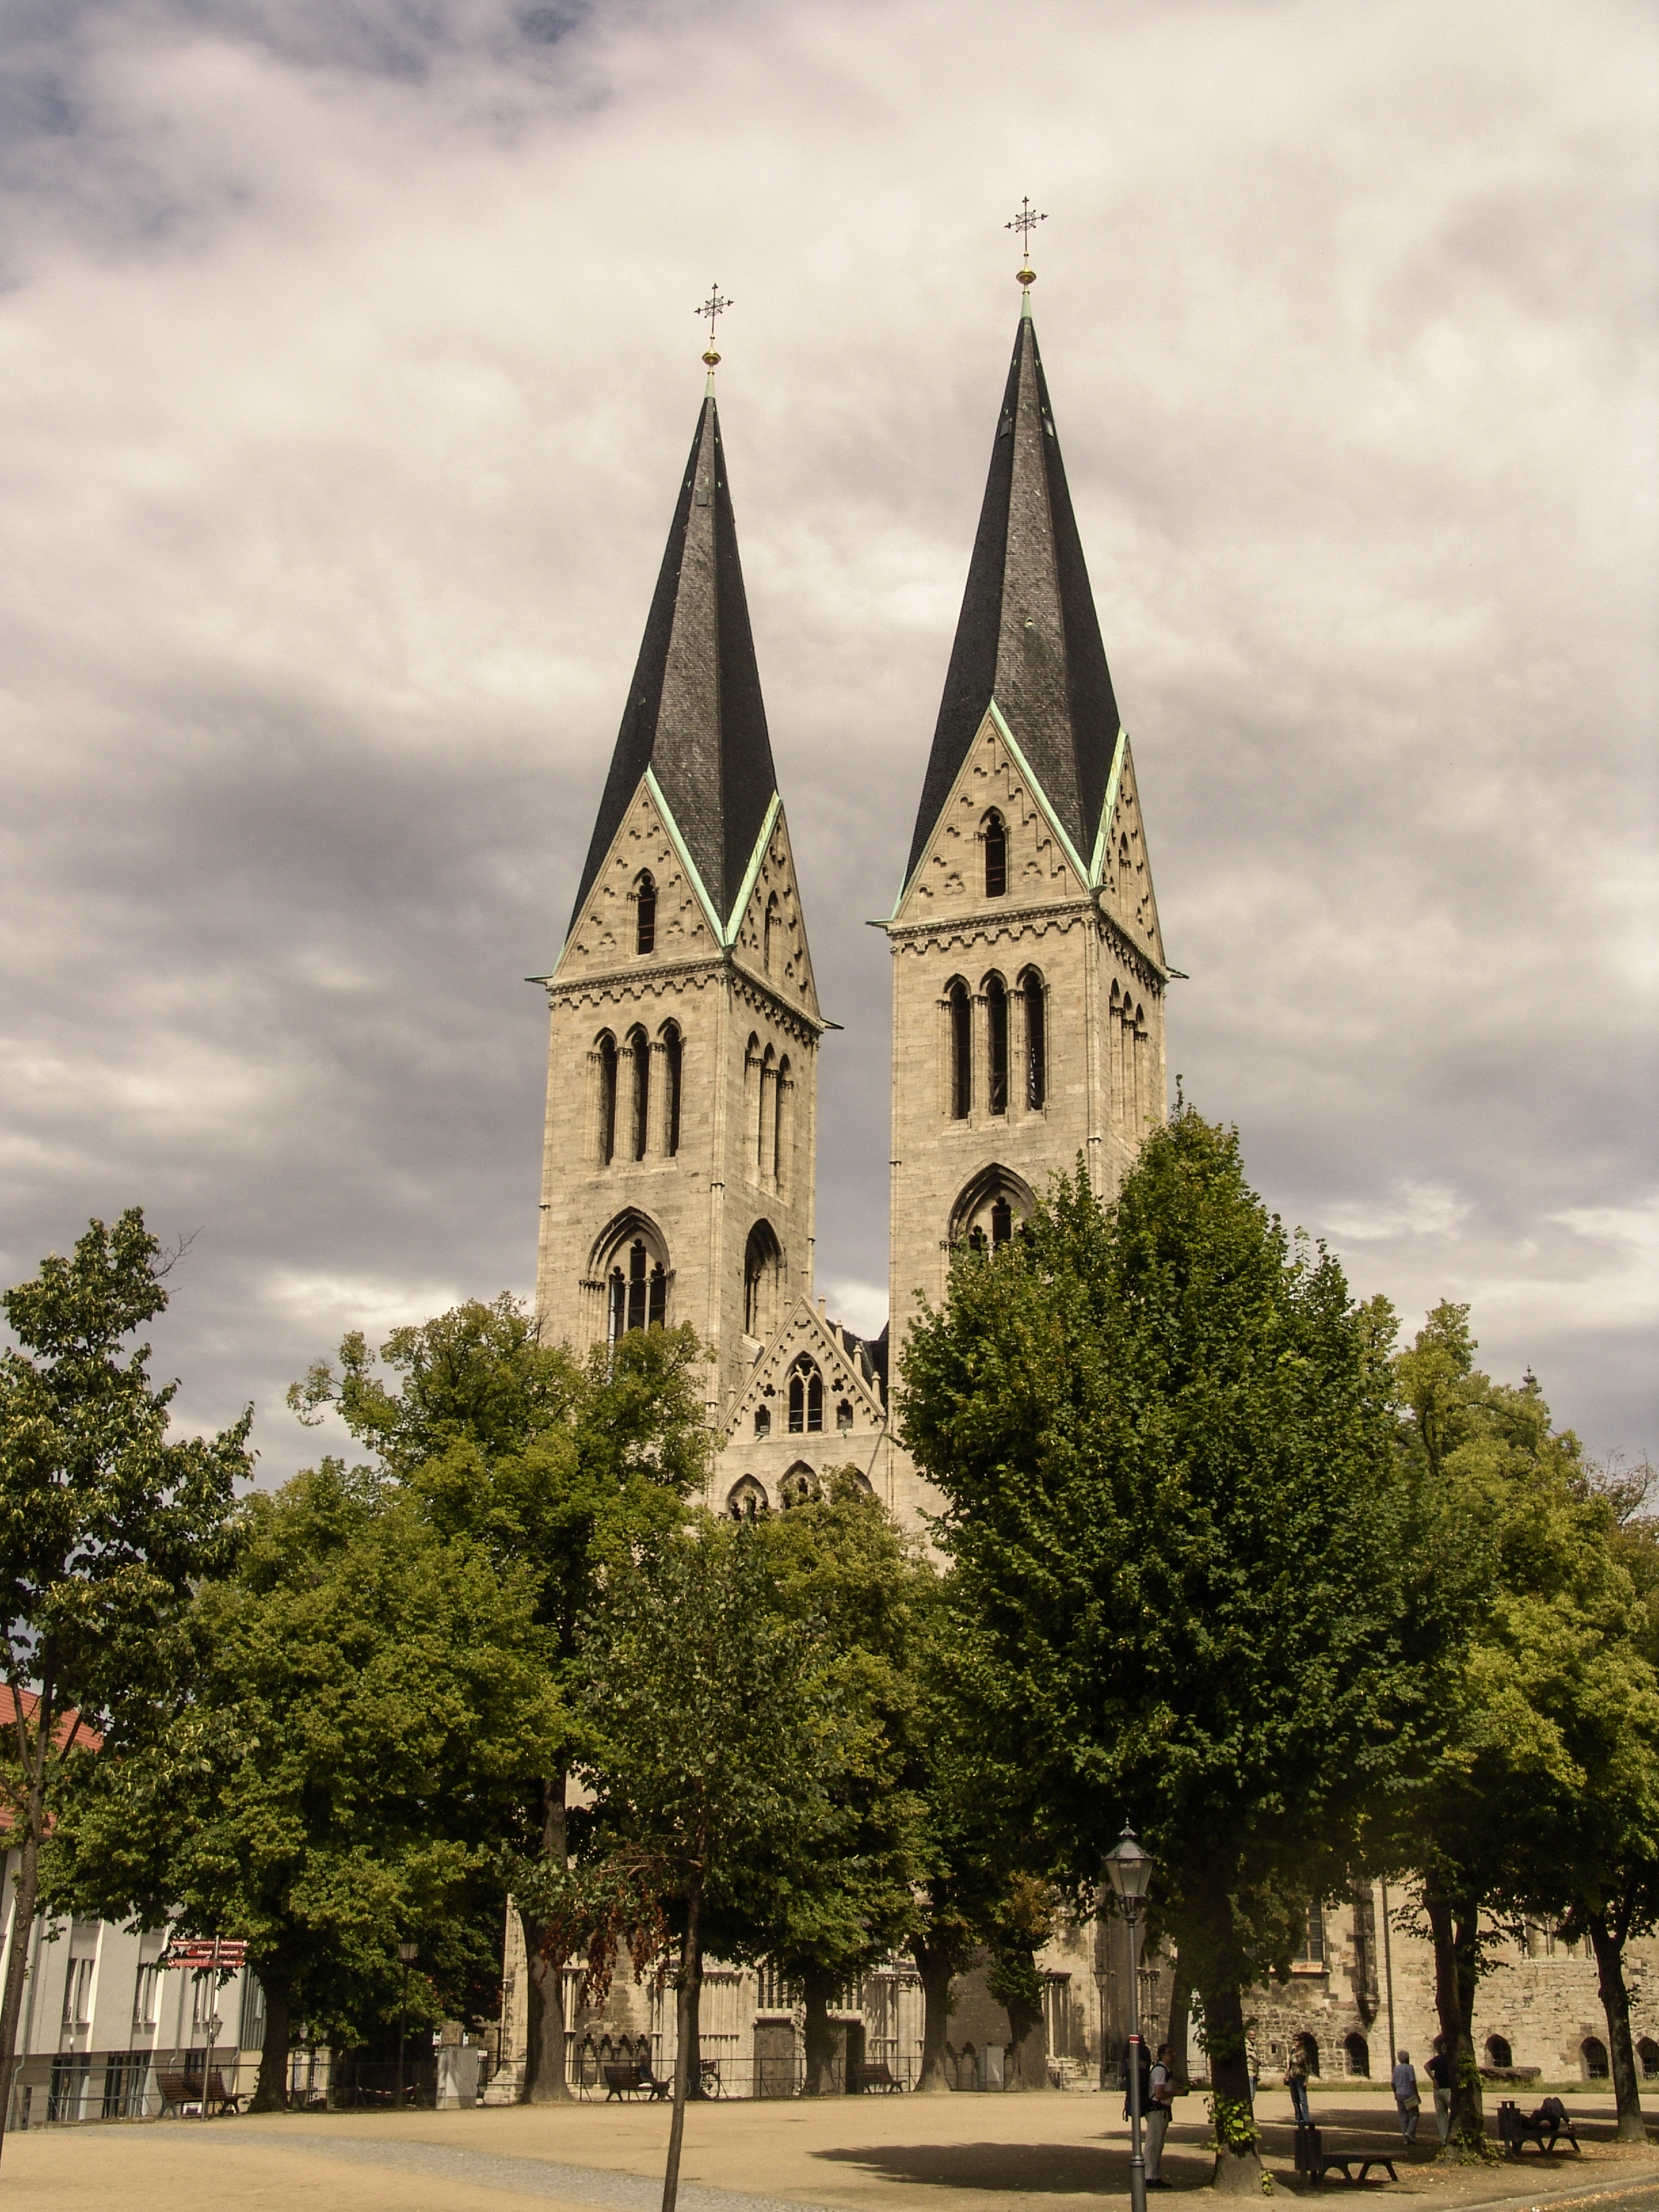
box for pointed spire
[569,392,777,937]
[903,311,1123,888]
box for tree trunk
[1588,1910,1646,2143]
[1166,1960,1193,2093]
[912,1933,955,2093]
[802,1970,835,2096]
[0,1824,41,2159]
[250,1976,293,2112]
[1002,1948,1049,2091]
[1195,1974,1261,2194]
[521,1774,572,2104]
[661,1876,703,2212]
[1422,1876,1484,2143]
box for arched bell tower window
[607,1235,667,1342]
[787,1357,823,1435]
[661,1021,682,1157]
[627,1026,650,1160]
[1019,968,1046,1111]
[984,972,1008,1116]
[595,1032,618,1166]
[947,980,971,1120]
[743,1220,782,1341]
[983,810,1007,899]
[634,871,657,956]
[950,1164,1036,1254]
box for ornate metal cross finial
[1006,197,1046,289]
[697,283,732,368]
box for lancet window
[743,1220,781,1341]
[983,809,1007,899]
[763,894,780,976]
[985,972,1008,1115]
[594,1032,618,1166]
[947,981,971,1119]
[661,1021,682,1156]
[627,1026,650,1160]
[1020,968,1046,1111]
[634,870,657,956]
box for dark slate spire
[904,308,1123,887]
[569,393,777,937]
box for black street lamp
[1105,1826,1156,2212]
[396,1940,419,2110]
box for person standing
[1145,2043,1176,2190]
[1392,2051,1421,2145]
[1286,2045,1311,2126]
[1427,2040,1453,2142]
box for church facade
[533,285,1168,1528]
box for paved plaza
[3,2087,1657,2212]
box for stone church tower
[533,377,825,1421]
[880,289,1170,1509]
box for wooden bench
[856,2061,904,2093]
[1498,2101,1581,2156]
[1294,2124,1397,2188]
[157,2068,245,2116]
[603,2062,669,2102]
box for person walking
[1392,2051,1421,2145]
[1145,2043,1176,2190]
[1286,2045,1311,2126]
[1427,2040,1454,2142]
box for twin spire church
[532,281,1169,1519]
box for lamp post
[1105,1825,1155,2212]
[396,1941,419,2110]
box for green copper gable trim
[644,767,724,940]
[986,702,1093,884]
[724,791,782,945]
[1088,727,1128,888]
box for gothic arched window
[990,1195,1012,1247]
[763,893,780,976]
[774,1054,791,1190]
[634,871,657,956]
[603,1227,668,1343]
[726,1475,769,1521]
[787,1357,823,1435]
[596,1032,618,1166]
[754,1404,771,1439]
[836,1399,853,1434]
[626,1027,651,1160]
[780,1462,819,1510]
[1020,968,1046,1110]
[661,1021,682,1157]
[984,972,1008,1115]
[743,1220,781,1340]
[983,810,1007,899]
[947,981,971,1120]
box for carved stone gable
[552,778,716,982]
[729,806,820,1017]
[893,709,1084,928]
[1099,739,1165,966]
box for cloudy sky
[1,0,1654,1480]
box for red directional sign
[161,1938,248,1969]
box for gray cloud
[0,0,1654,1477]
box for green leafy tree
[575,1516,848,2212]
[0,1212,251,2158]
[900,1115,1446,2191]
[45,1458,556,2110]
[1393,1309,1659,2144]
[721,1471,930,2094]
[290,1298,708,2100]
